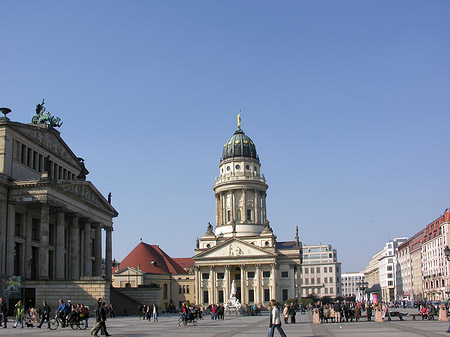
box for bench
[387,311,408,321]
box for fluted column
[105,227,112,279]
[254,190,258,224]
[289,264,295,300]
[215,194,220,226]
[240,264,246,304]
[222,192,226,224]
[5,204,15,276]
[24,213,32,279]
[70,215,80,280]
[262,193,267,223]
[55,210,65,280]
[209,266,215,304]
[194,267,201,305]
[94,223,102,276]
[255,264,261,304]
[39,204,50,280]
[231,191,235,222]
[225,265,230,301]
[271,263,276,300]
[83,220,92,277]
[242,189,246,222]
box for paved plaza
[3,309,450,337]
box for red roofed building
[112,242,195,310]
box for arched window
[125,282,131,288]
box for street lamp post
[444,246,450,300]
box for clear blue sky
[2,1,450,272]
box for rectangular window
[324,267,327,273]
[14,242,22,276]
[31,218,40,241]
[218,290,224,303]
[227,210,231,222]
[388,281,393,286]
[317,278,320,284]
[387,265,393,271]
[38,154,43,172]
[21,144,26,163]
[27,148,32,167]
[186,285,190,294]
[183,285,186,293]
[330,287,333,294]
[163,284,168,299]
[305,278,309,284]
[179,285,182,294]
[48,223,55,246]
[247,271,255,279]
[329,267,333,273]
[281,271,288,278]
[263,271,270,278]
[203,291,209,304]
[246,209,251,221]
[248,289,255,302]
[264,289,270,302]
[282,289,288,302]
[217,272,225,279]
[202,273,209,280]
[15,213,23,237]
[324,277,328,283]
[330,277,333,283]
[316,267,320,273]
[336,266,340,272]
[337,277,340,283]
[32,151,37,170]
[311,278,314,284]
[305,267,309,274]
[325,288,328,294]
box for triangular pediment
[195,238,277,260]
[11,122,82,168]
[56,181,118,216]
[113,266,143,276]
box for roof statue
[32,99,63,128]
[237,110,241,129]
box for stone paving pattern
[3,309,450,336]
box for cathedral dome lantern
[213,114,268,238]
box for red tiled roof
[173,258,195,269]
[113,242,188,275]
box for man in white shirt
[268,299,288,337]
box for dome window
[227,166,230,171]
[246,165,250,170]
[235,165,240,170]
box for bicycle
[178,313,197,326]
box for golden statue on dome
[237,110,241,129]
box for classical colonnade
[195,263,291,305]
[215,189,267,226]
[4,202,112,281]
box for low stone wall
[114,287,160,308]
[27,277,111,309]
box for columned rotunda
[193,118,302,306]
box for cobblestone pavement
[2,310,450,337]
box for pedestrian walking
[0,297,7,328]
[289,303,296,324]
[13,300,24,328]
[91,300,110,336]
[152,304,158,322]
[37,301,51,329]
[268,299,287,337]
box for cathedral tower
[213,115,268,238]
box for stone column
[24,213,32,279]
[215,194,220,226]
[254,190,258,224]
[242,189,246,222]
[83,220,92,277]
[6,204,15,276]
[105,227,113,279]
[209,266,215,304]
[289,264,295,300]
[39,204,50,280]
[55,209,65,280]
[70,215,80,280]
[222,192,226,224]
[93,223,102,276]
[231,191,235,222]
[224,265,230,301]
[194,267,201,305]
[271,263,276,300]
[255,264,261,304]
[240,264,246,304]
[262,193,267,223]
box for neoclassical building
[193,119,304,306]
[0,105,118,309]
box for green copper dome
[222,128,258,162]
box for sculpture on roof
[32,99,63,128]
[207,222,213,232]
